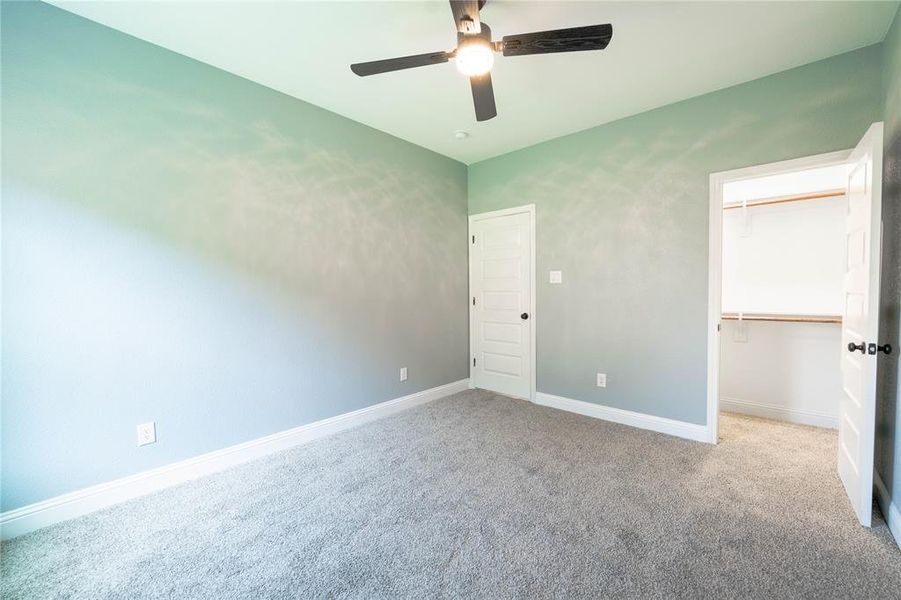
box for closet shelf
[722,189,845,211]
[721,312,842,324]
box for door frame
[468,204,537,402]
[706,149,853,444]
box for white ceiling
[50,1,898,164]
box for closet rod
[722,189,845,211]
[721,312,842,324]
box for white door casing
[469,205,536,401]
[839,122,884,527]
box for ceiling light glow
[456,39,494,76]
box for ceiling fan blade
[449,0,481,34]
[502,24,613,57]
[470,72,497,121]
[351,51,450,76]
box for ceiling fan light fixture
[349,1,614,123]
[455,38,494,76]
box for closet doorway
[707,123,886,527]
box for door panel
[838,122,883,527]
[470,209,533,399]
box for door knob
[521,312,529,320]
[868,343,893,355]
[848,342,865,354]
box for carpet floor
[2,389,899,598]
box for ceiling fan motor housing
[457,22,493,52]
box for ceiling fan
[350,0,613,122]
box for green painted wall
[2,0,894,518]
[1,2,468,511]
[468,45,884,425]
[876,3,901,528]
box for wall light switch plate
[400,367,408,382]
[136,422,156,446]
[549,270,562,284]
[596,373,607,388]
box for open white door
[469,205,535,401]
[839,122,884,526]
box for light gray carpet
[2,389,899,598]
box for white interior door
[469,207,534,400]
[839,122,884,526]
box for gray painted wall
[469,45,884,425]
[1,2,469,511]
[876,4,901,524]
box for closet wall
[720,168,847,428]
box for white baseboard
[720,397,838,429]
[534,392,710,443]
[0,378,470,541]
[874,470,901,548]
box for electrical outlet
[399,367,408,382]
[596,373,607,388]
[136,422,156,446]
[549,270,562,284]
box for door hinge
[473,357,476,367]
[472,297,476,306]
[472,235,475,244]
